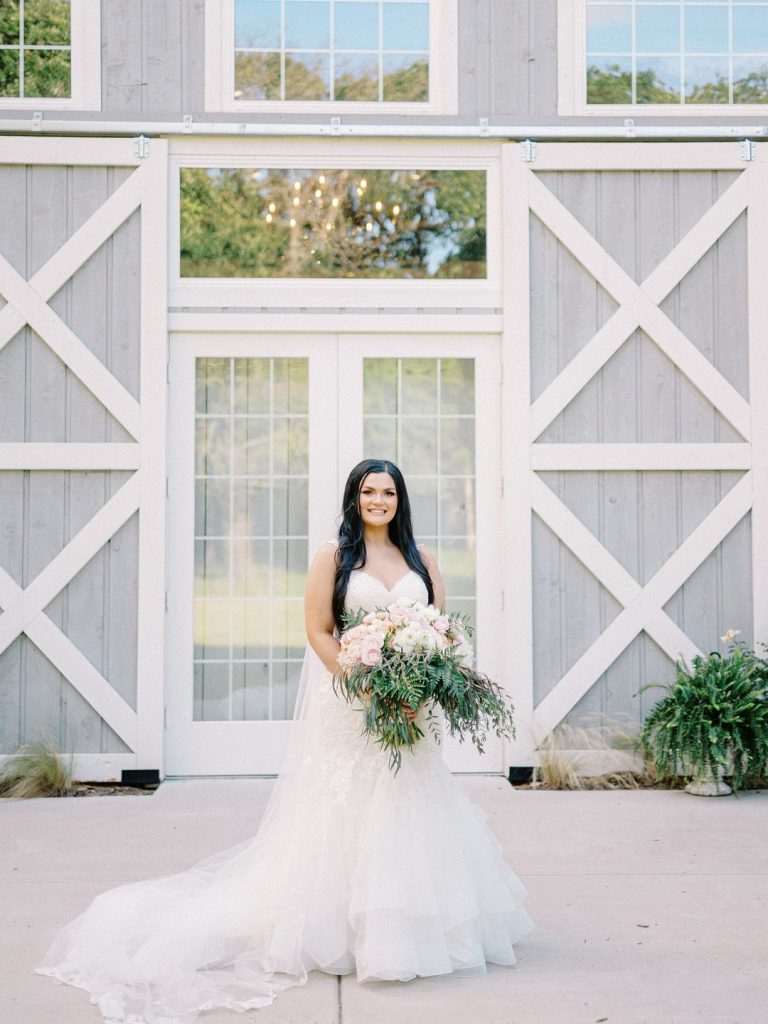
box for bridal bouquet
[332,596,516,775]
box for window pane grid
[0,0,72,98]
[194,413,309,419]
[363,356,477,645]
[234,0,429,102]
[193,356,308,722]
[586,0,768,103]
[195,535,309,540]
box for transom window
[587,0,768,104]
[234,0,429,101]
[179,167,487,279]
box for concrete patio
[4,777,767,1024]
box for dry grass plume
[530,718,656,790]
[0,736,75,799]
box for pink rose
[344,624,367,643]
[361,647,382,666]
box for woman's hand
[402,701,419,724]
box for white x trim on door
[0,137,168,780]
[501,142,768,766]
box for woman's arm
[304,542,343,674]
[418,544,447,610]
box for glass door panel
[193,356,308,723]
[362,356,478,650]
[339,335,502,773]
[166,334,338,776]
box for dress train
[34,568,535,1023]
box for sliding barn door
[0,137,167,780]
[502,141,767,768]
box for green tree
[180,169,288,276]
[284,54,328,100]
[687,74,730,104]
[0,0,71,98]
[588,61,768,106]
[587,63,680,104]
[587,63,632,104]
[234,52,280,100]
[732,65,768,102]
[383,59,429,102]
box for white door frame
[165,332,338,775]
[338,333,505,773]
[166,328,506,775]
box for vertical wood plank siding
[0,2,764,126]
[530,169,753,732]
[0,165,140,755]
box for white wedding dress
[34,563,535,1024]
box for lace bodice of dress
[343,566,429,614]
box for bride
[34,458,535,1024]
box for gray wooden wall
[0,164,140,755]
[530,168,753,733]
[0,6,759,760]
[1,0,767,127]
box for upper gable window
[559,0,768,114]
[0,0,100,109]
[205,0,458,114]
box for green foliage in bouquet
[332,603,516,775]
[637,631,768,792]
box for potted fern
[637,630,768,795]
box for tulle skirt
[34,649,535,1024]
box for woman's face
[358,471,398,528]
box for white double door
[166,331,503,776]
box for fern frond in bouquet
[331,597,516,775]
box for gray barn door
[501,141,767,771]
[0,137,168,781]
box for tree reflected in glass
[180,167,487,279]
[0,0,70,98]
[585,0,768,105]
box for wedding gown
[34,563,535,1023]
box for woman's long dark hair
[332,459,434,633]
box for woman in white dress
[34,458,535,1024]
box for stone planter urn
[683,757,733,797]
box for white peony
[392,624,419,655]
[392,624,439,655]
